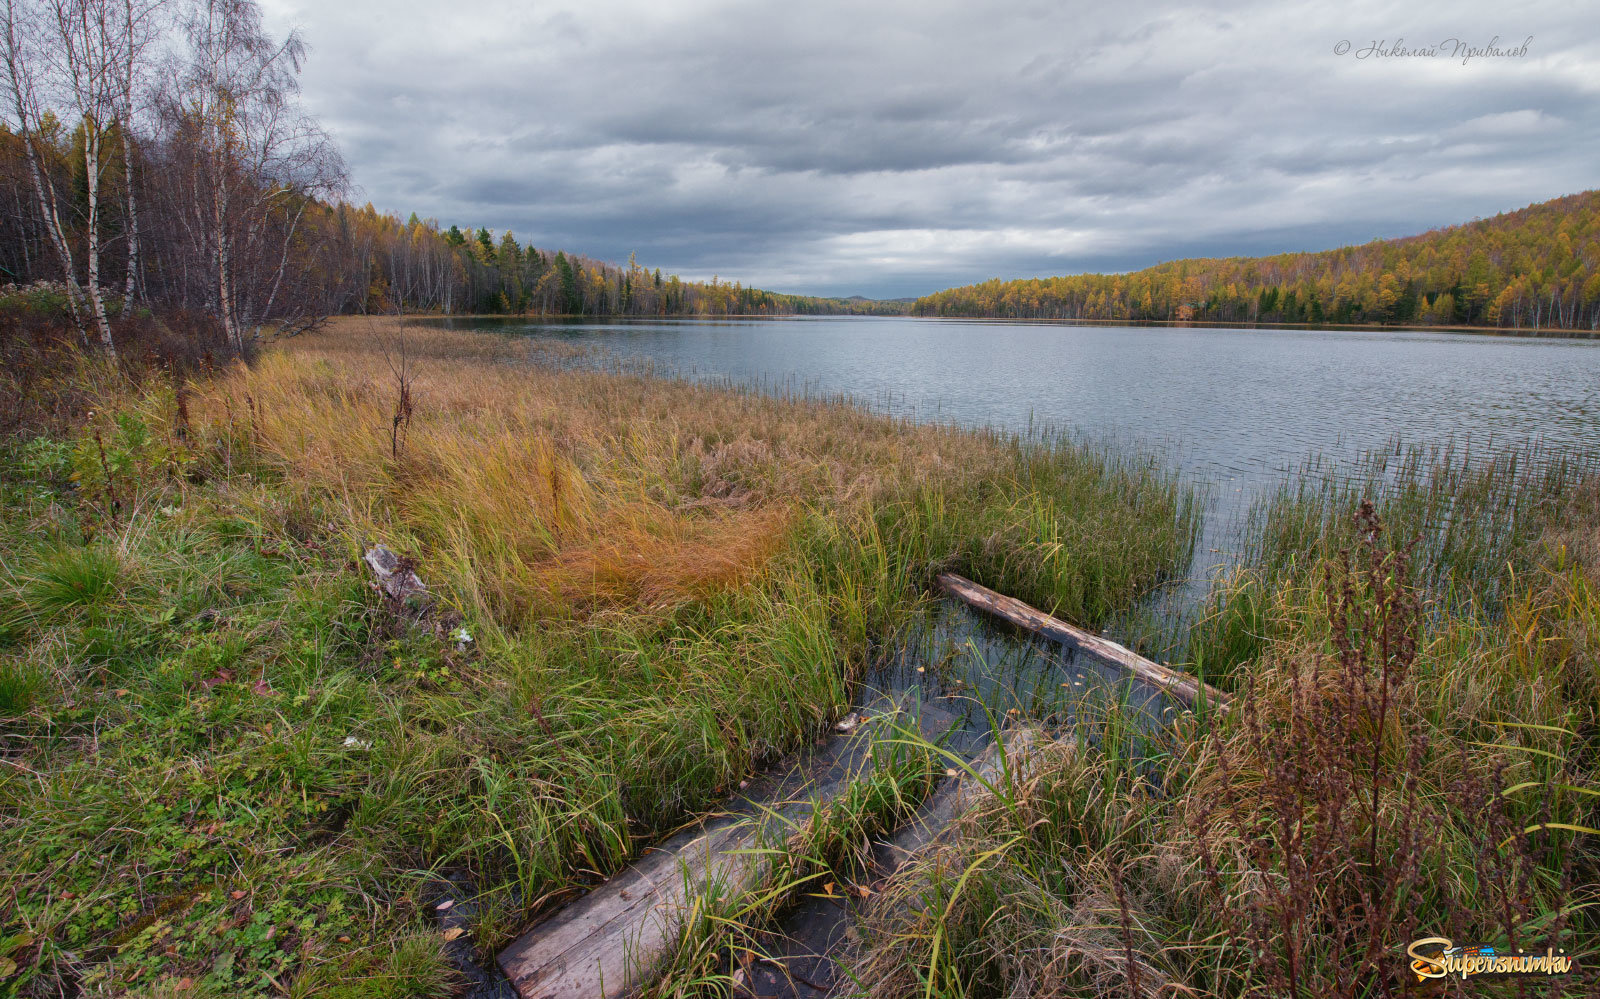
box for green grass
[854,445,1600,999]
[0,325,1201,997]
[1184,438,1600,688]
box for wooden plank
[497,699,955,999]
[935,572,1228,710]
[876,726,1036,866]
[740,727,1041,999]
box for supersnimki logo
[1406,937,1575,983]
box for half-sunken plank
[935,572,1228,710]
[738,726,1039,999]
[498,699,953,999]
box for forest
[6,0,1595,354]
[914,190,1600,331]
[0,0,894,364]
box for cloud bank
[260,0,1600,297]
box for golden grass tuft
[190,320,825,624]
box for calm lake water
[447,315,1600,537]
[439,316,1600,727]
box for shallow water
[866,601,1170,738]
[442,315,1600,709]
[444,315,1600,548]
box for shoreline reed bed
[853,460,1600,998]
[0,318,1198,997]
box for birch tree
[112,0,163,304]
[1,0,163,357]
[2,0,92,342]
[49,0,123,352]
[160,0,343,350]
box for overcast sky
[258,0,1598,299]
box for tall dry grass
[189,318,1197,634]
[0,317,1201,997]
[854,475,1600,999]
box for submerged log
[876,725,1038,865]
[497,699,954,999]
[935,572,1228,710]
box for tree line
[0,0,895,363]
[320,205,907,318]
[913,191,1600,331]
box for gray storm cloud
[260,0,1599,298]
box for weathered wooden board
[741,726,1040,999]
[935,572,1229,710]
[497,698,956,999]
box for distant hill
[912,191,1600,331]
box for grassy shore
[4,316,1596,997]
[858,447,1600,997]
[0,318,1199,997]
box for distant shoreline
[390,312,1600,340]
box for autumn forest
[2,0,1597,354]
[914,191,1600,331]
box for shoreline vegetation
[2,2,1595,995]
[425,311,1600,339]
[1,314,1597,997]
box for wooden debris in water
[935,572,1229,710]
[497,698,953,999]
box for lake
[435,315,1600,723]
[443,315,1600,543]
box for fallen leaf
[945,768,959,778]
[856,884,872,898]
[252,679,278,697]
[262,925,276,943]
[336,935,351,944]
[0,958,16,978]
[441,927,466,942]
[174,978,194,992]
[822,881,835,897]
[230,890,246,900]
[113,688,130,697]
[435,899,455,911]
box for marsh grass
[0,319,1199,997]
[1186,438,1600,687]
[854,460,1600,998]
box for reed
[0,318,1198,997]
[1185,438,1600,687]
[854,464,1600,999]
